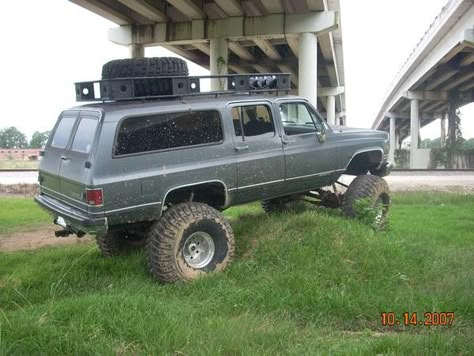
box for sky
[0,0,472,141]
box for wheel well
[164,182,227,211]
[346,150,383,175]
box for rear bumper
[34,194,107,235]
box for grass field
[0,193,473,354]
[0,160,39,170]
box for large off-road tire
[101,57,189,79]
[261,196,301,214]
[342,175,390,229]
[96,231,147,256]
[148,202,235,283]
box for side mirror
[315,122,326,143]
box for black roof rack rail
[75,73,291,102]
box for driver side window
[279,103,325,136]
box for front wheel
[148,202,235,283]
[342,175,390,229]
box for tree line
[0,127,50,149]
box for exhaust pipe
[55,229,72,237]
[54,229,86,238]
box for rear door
[229,102,285,202]
[39,111,78,200]
[58,111,101,211]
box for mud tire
[96,231,147,256]
[342,175,390,229]
[148,202,234,283]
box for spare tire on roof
[101,57,189,79]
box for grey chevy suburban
[35,57,392,283]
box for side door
[229,102,285,203]
[277,100,338,192]
[39,111,79,201]
[58,111,100,211]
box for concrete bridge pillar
[441,113,447,147]
[130,43,145,58]
[326,95,336,125]
[389,116,396,164]
[210,38,229,91]
[410,99,420,168]
[298,32,318,108]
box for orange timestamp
[381,312,455,326]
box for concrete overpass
[70,0,346,125]
[372,0,474,168]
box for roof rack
[75,73,291,102]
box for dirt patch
[0,225,92,252]
[0,184,39,197]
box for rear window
[115,110,223,156]
[51,116,76,148]
[71,117,98,153]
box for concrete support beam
[117,0,166,22]
[260,0,284,13]
[404,90,449,101]
[306,0,327,11]
[228,42,253,61]
[410,99,420,169]
[130,43,144,58]
[460,52,474,66]
[298,32,318,108]
[441,72,474,90]
[318,86,344,97]
[253,39,281,60]
[326,95,336,126]
[70,0,132,25]
[193,43,210,55]
[166,0,205,19]
[286,36,299,56]
[109,11,338,45]
[210,38,229,91]
[214,0,243,16]
[425,69,458,90]
[389,116,396,164]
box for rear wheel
[342,175,390,229]
[148,202,234,283]
[96,230,147,256]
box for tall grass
[0,193,473,354]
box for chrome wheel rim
[183,232,215,269]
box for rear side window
[71,117,98,153]
[232,105,274,140]
[51,116,76,148]
[115,110,223,156]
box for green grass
[0,193,473,354]
[0,160,39,170]
[0,198,49,234]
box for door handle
[60,156,70,161]
[234,145,249,152]
[282,138,295,145]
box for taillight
[85,188,103,206]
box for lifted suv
[36,58,392,283]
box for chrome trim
[41,186,89,211]
[237,179,285,190]
[286,170,337,181]
[229,170,346,191]
[104,201,162,215]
